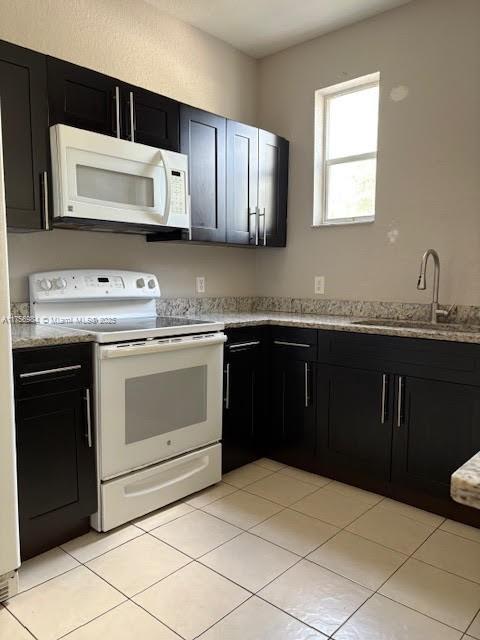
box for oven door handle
[100,333,226,359]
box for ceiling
[146,0,412,58]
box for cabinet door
[180,105,226,242]
[268,355,316,471]
[392,376,480,498]
[15,389,97,559]
[317,365,393,485]
[48,57,119,137]
[0,41,49,230]
[222,341,265,473]
[258,129,288,247]
[123,86,179,150]
[226,120,258,245]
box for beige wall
[1,0,257,301]
[256,0,480,306]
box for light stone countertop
[181,310,480,344]
[451,453,480,510]
[11,323,95,349]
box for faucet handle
[435,304,456,321]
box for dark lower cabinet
[0,40,49,230]
[222,329,266,473]
[269,356,316,470]
[392,376,480,498]
[14,344,97,560]
[180,105,226,242]
[266,329,317,471]
[317,365,393,488]
[251,328,480,527]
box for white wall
[256,0,480,306]
[1,0,258,301]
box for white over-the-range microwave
[50,124,190,234]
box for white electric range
[30,269,225,531]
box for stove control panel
[29,270,161,302]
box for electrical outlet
[196,276,206,294]
[314,276,325,295]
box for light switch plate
[196,276,206,294]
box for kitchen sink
[352,319,480,333]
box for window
[314,73,380,225]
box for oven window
[125,366,207,444]
[76,164,154,207]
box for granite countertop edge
[11,324,96,349]
[451,452,480,510]
[186,311,480,344]
[11,310,480,348]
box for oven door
[97,333,226,480]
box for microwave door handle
[157,148,171,223]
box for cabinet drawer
[225,326,268,356]
[270,326,318,361]
[14,343,92,398]
[327,332,480,385]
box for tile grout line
[9,461,480,640]
[327,507,461,638]
[1,602,41,640]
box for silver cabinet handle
[129,91,135,142]
[115,86,121,138]
[381,374,387,424]
[41,171,50,230]
[258,207,266,246]
[248,208,257,244]
[85,388,93,448]
[255,206,260,246]
[304,362,310,407]
[397,376,404,427]
[225,363,230,409]
[229,340,260,350]
[273,340,310,348]
[19,364,82,379]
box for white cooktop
[29,269,223,343]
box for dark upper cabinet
[0,40,49,230]
[121,85,179,150]
[316,365,393,487]
[48,57,119,137]
[222,328,267,473]
[14,344,97,560]
[258,129,288,247]
[392,376,480,499]
[226,120,258,245]
[180,105,226,242]
[48,58,180,150]
[225,122,288,247]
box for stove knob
[136,278,145,288]
[147,279,156,289]
[38,278,52,291]
[53,277,67,290]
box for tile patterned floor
[3,459,480,640]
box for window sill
[311,217,374,228]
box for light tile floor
[3,459,480,640]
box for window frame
[313,73,380,227]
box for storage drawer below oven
[97,443,221,531]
